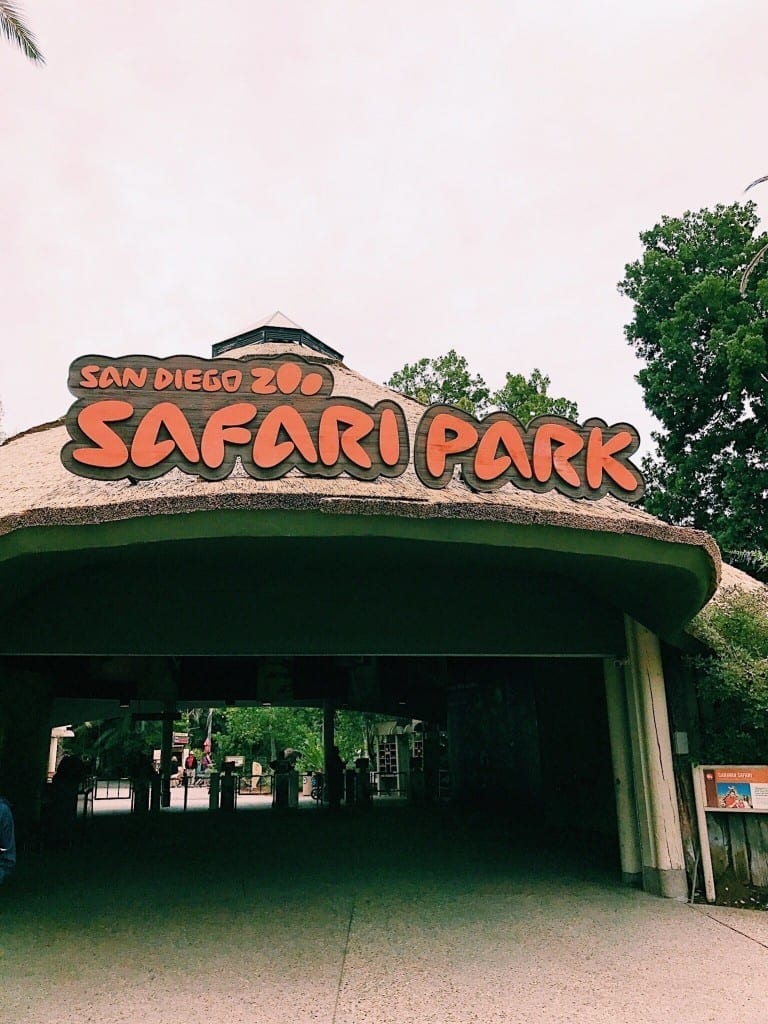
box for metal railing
[77,782,94,821]
[93,778,132,800]
[370,771,407,796]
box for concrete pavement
[1,804,767,1024]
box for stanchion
[209,772,220,810]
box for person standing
[46,754,86,846]
[184,750,198,784]
[0,796,16,884]
[326,745,345,812]
[270,750,291,809]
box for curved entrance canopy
[0,319,720,666]
[0,504,716,660]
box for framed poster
[701,766,768,812]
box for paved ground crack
[688,903,768,950]
[331,898,356,1024]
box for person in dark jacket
[326,746,345,811]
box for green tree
[1,2,44,63]
[492,368,578,422]
[618,202,768,551]
[689,587,768,762]
[386,351,579,422]
[214,707,384,772]
[386,350,490,415]
[68,717,162,776]
[216,706,321,767]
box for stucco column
[623,617,687,899]
[603,658,642,886]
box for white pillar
[48,735,59,779]
[603,658,642,885]
[624,616,687,899]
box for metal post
[209,771,220,811]
[160,701,174,808]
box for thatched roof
[707,562,768,606]
[0,338,720,585]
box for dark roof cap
[212,311,343,361]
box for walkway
[2,804,767,1024]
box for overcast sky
[1,1,766,452]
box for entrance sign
[413,406,643,500]
[62,355,410,483]
[62,354,644,502]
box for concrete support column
[322,700,335,792]
[160,702,174,809]
[48,734,59,780]
[0,668,54,842]
[447,673,540,810]
[603,658,642,886]
[396,734,411,798]
[624,617,687,899]
[446,683,479,802]
[422,726,440,804]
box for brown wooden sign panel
[61,355,410,483]
[413,405,644,501]
[61,355,644,502]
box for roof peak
[253,311,303,331]
[212,312,343,361]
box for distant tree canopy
[214,707,381,773]
[618,202,768,553]
[67,707,385,776]
[385,350,578,422]
[690,587,768,763]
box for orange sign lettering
[413,407,643,501]
[62,355,644,501]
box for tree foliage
[214,707,379,772]
[64,706,387,778]
[386,350,490,415]
[689,587,768,762]
[386,351,578,422]
[618,203,768,551]
[492,368,578,422]
[68,717,162,776]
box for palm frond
[745,174,768,194]
[739,240,768,296]
[0,1,44,64]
